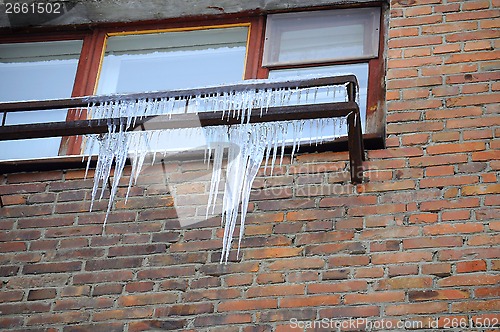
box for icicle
[83,78,353,260]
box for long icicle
[85,80,351,261]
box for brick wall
[1,1,499,331]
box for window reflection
[0,40,82,160]
[97,27,248,94]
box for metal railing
[0,75,365,183]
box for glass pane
[263,8,380,66]
[269,63,369,140]
[97,27,248,95]
[0,40,82,160]
[269,63,369,129]
[89,27,248,155]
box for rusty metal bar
[347,110,364,184]
[0,75,357,113]
[0,102,358,141]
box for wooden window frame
[0,3,385,162]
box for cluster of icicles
[83,81,350,263]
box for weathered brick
[437,274,500,287]
[376,277,433,290]
[93,308,153,321]
[345,291,405,305]
[155,303,214,317]
[308,280,367,294]
[409,289,469,302]
[218,299,278,312]
[118,293,177,306]
[23,262,82,274]
[247,284,304,298]
[385,302,447,316]
[27,288,57,301]
[280,295,340,308]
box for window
[0,40,83,160]
[0,6,384,162]
[97,27,249,94]
[263,7,381,134]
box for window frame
[258,6,386,140]
[0,4,386,163]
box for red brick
[93,284,123,296]
[408,213,438,224]
[372,252,433,265]
[118,293,177,307]
[424,223,484,235]
[23,261,81,274]
[305,242,365,256]
[390,15,443,28]
[27,312,89,326]
[386,302,447,316]
[61,286,91,297]
[0,291,24,303]
[451,299,500,313]
[389,35,442,48]
[0,317,23,330]
[456,260,487,273]
[280,295,340,308]
[27,288,57,301]
[109,244,167,256]
[295,231,354,245]
[403,236,463,249]
[401,133,429,145]
[355,267,384,278]
[126,282,154,293]
[54,297,114,311]
[420,197,479,211]
[441,210,471,221]
[267,257,325,271]
[358,180,415,193]
[376,277,433,290]
[286,209,342,221]
[245,247,302,260]
[86,257,142,271]
[422,263,452,277]
[225,274,254,286]
[73,270,134,284]
[194,314,251,327]
[93,308,153,321]
[389,264,418,277]
[256,273,284,284]
[183,288,240,302]
[409,289,469,302]
[308,280,367,294]
[475,287,500,298]
[218,299,277,312]
[247,284,304,298]
[155,303,213,317]
[360,226,420,240]
[462,184,500,196]
[328,255,370,267]
[0,264,19,276]
[319,305,379,318]
[439,247,499,261]
[345,291,405,304]
[137,266,195,280]
[438,274,500,287]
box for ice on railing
[84,80,352,262]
